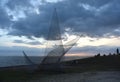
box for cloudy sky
[0,0,120,56]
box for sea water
[0,56,86,67]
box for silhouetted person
[109,53,112,56]
[95,53,101,57]
[103,54,106,57]
[72,60,78,65]
[116,48,120,55]
[113,53,116,56]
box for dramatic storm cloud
[0,0,120,38]
[0,0,120,56]
[0,8,11,28]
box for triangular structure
[41,8,65,64]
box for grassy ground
[0,55,120,82]
[0,70,31,82]
[0,65,120,82]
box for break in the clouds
[0,0,120,38]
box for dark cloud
[0,46,44,56]
[0,8,11,28]
[8,13,50,38]
[13,40,41,45]
[27,41,42,45]
[0,0,120,39]
[13,40,24,43]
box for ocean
[0,56,88,67]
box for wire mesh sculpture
[23,8,80,71]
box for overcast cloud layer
[0,0,120,56]
[0,0,120,39]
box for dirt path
[29,71,120,82]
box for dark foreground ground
[0,55,120,82]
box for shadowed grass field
[0,55,120,82]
